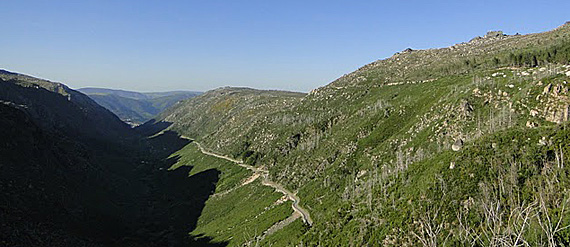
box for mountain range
[0,69,220,246]
[153,22,570,245]
[78,87,201,125]
[1,22,570,246]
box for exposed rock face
[545,104,570,123]
[536,83,570,123]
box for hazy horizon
[2,0,569,93]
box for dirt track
[186,138,313,226]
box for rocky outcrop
[452,139,464,151]
[534,83,570,123]
[484,31,505,38]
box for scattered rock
[538,137,548,146]
[355,76,367,83]
[526,121,538,128]
[469,36,483,43]
[530,109,539,117]
[356,170,367,179]
[543,83,552,94]
[484,31,505,38]
[449,161,455,169]
[473,88,481,95]
[452,139,463,151]
[460,100,474,116]
[545,104,570,123]
[553,84,563,96]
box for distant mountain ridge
[78,87,201,125]
[0,69,224,246]
[3,22,570,246]
[0,70,131,140]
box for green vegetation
[170,142,304,246]
[1,74,218,246]
[3,22,570,247]
[170,143,248,195]
[78,87,200,125]
[260,218,308,246]
[154,23,570,245]
[192,181,293,245]
[364,124,570,246]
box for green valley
[78,87,201,126]
[152,23,570,246]
[2,22,570,247]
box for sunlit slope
[155,23,570,245]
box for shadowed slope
[0,72,227,246]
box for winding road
[185,137,313,226]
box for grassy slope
[156,24,570,245]
[169,142,303,246]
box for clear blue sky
[1,1,569,92]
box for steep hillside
[0,71,224,246]
[0,70,131,141]
[155,23,570,245]
[155,87,305,157]
[78,87,201,125]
